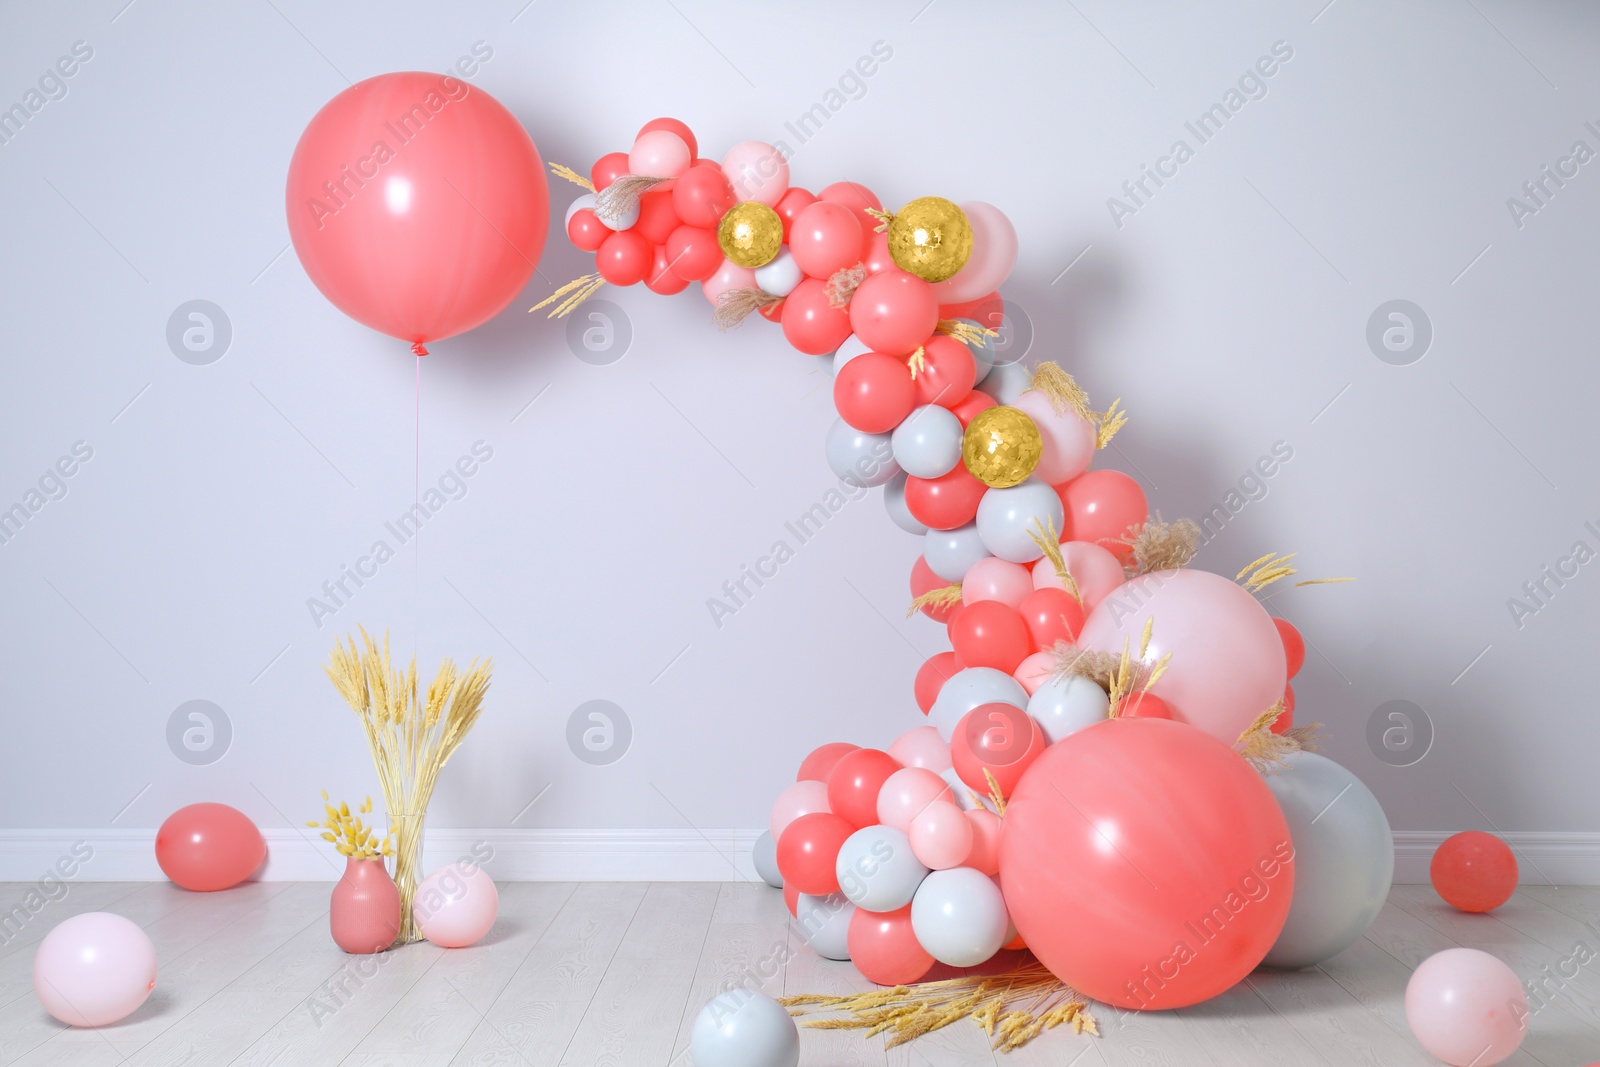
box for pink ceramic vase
[330,857,400,954]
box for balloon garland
[541,117,1375,1053]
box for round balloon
[928,666,1029,741]
[1406,948,1528,1066]
[910,867,1010,967]
[33,912,157,1027]
[1431,831,1518,913]
[1260,753,1393,969]
[752,830,783,889]
[836,825,929,911]
[690,990,800,1067]
[155,803,266,892]
[976,480,1064,563]
[795,892,855,960]
[848,905,934,986]
[286,73,548,350]
[1026,673,1111,744]
[413,862,498,948]
[1000,718,1295,1009]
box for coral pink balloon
[933,202,1017,304]
[596,230,652,286]
[876,767,955,832]
[909,799,975,870]
[665,224,722,281]
[848,270,939,357]
[1077,568,1287,745]
[1012,390,1097,486]
[1431,831,1518,913]
[721,140,789,205]
[913,651,961,712]
[818,180,882,259]
[834,352,916,434]
[889,725,952,772]
[1001,718,1295,1009]
[789,201,865,279]
[155,803,266,892]
[964,809,1003,875]
[827,749,904,829]
[645,244,691,295]
[628,129,691,178]
[1059,470,1148,562]
[952,388,996,427]
[286,73,548,351]
[949,600,1031,674]
[702,259,756,306]
[672,164,735,228]
[780,278,853,355]
[911,557,962,622]
[770,779,831,842]
[637,116,698,159]
[590,151,629,191]
[1020,586,1084,651]
[962,557,1033,610]
[951,703,1046,796]
[1032,541,1126,611]
[1405,948,1528,1066]
[1013,651,1057,695]
[848,905,934,986]
[414,862,498,948]
[863,228,894,274]
[911,335,976,409]
[33,912,156,1027]
[774,186,816,241]
[1274,617,1307,677]
[904,464,986,530]
[798,742,860,783]
[776,812,853,894]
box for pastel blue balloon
[892,404,964,478]
[923,521,989,582]
[1027,674,1111,744]
[1261,753,1393,969]
[836,825,929,912]
[981,359,1030,404]
[976,480,1064,562]
[929,666,1029,740]
[884,472,927,535]
[910,867,1010,967]
[824,418,900,488]
[690,990,800,1067]
[794,892,854,960]
[752,830,782,889]
[952,318,997,385]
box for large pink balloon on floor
[1076,568,1287,745]
[286,72,548,353]
[1000,718,1294,1009]
[34,912,157,1026]
[1405,948,1528,1065]
[155,803,266,891]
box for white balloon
[1027,674,1111,744]
[795,892,854,960]
[690,990,800,1067]
[836,826,929,912]
[752,830,782,889]
[884,472,927,535]
[976,480,1064,563]
[832,334,873,376]
[923,522,990,582]
[911,867,1010,967]
[929,667,1029,741]
[892,405,964,478]
[564,192,596,228]
[754,249,802,297]
[825,418,899,488]
[981,359,1030,404]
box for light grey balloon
[752,830,783,889]
[923,521,990,582]
[832,333,872,376]
[953,318,997,385]
[910,867,1010,967]
[981,358,1030,404]
[825,418,900,488]
[929,667,1029,741]
[884,472,927,535]
[836,825,929,912]
[1260,753,1393,969]
[976,480,1065,563]
[891,404,964,479]
[690,990,800,1067]
[794,892,855,960]
[1027,674,1111,744]
[941,766,995,812]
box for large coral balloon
[155,803,266,891]
[1000,718,1295,1009]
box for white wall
[2,0,1597,881]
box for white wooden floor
[1,881,1598,1066]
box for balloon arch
[286,75,1382,1052]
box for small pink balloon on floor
[1405,948,1527,1065]
[413,862,499,948]
[155,803,266,891]
[34,912,156,1026]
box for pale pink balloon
[964,808,1003,875]
[933,202,1017,304]
[877,767,955,832]
[702,259,756,306]
[413,862,499,948]
[770,779,830,842]
[909,799,975,870]
[1012,390,1096,486]
[628,130,691,178]
[1405,948,1528,1066]
[1014,651,1057,695]
[1076,569,1286,745]
[962,556,1033,610]
[721,140,789,206]
[888,725,952,772]
[33,912,156,1027]
[1032,540,1126,610]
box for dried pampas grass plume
[1126,515,1202,574]
[713,287,782,330]
[907,583,963,618]
[1236,702,1323,770]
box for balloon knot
[411,342,429,357]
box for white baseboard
[3,830,1597,885]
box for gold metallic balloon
[963,406,1043,488]
[717,201,783,268]
[887,197,973,282]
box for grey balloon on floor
[976,479,1064,563]
[1260,752,1393,969]
[794,892,854,960]
[752,830,783,889]
[825,417,900,488]
[690,989,800,1067]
